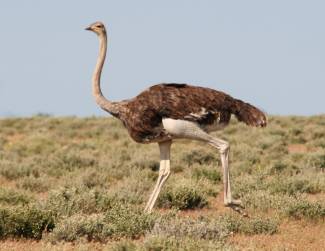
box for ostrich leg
[144,140,172,213]
[209,137,241,206]
[162,118,242,208]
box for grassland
[0,115,324,250]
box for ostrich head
[85,21,106,35]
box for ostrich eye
[96,25,102,28]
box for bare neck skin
[92,31,120,116]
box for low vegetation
[0,115,324,250]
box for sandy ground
[230,220,325,251]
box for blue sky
[0,0,324,117]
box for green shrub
[107,236,229,251]
[82,170,108,189]
[289,128,303,136]
[149,214,277,248]
[49,214,105,242]
[110,240,138,251]
[193,167,222,184]
[43,186,115,218]
[103,203,156,239]
[0,188,31,205]
[157,183,208,210]
[150,216,229,241]
[19,177,50,193]
[45,153,97,177]
[173,165,184,173]
[219,214,278,235]
[143,236,226,251]
[239,217,278,235]
[0,206,54,239]
[308,153,325,170]
[269,178,321,196]
[60,153,97,170]
[134,159,159,171]
[232,175,267,199]
[0,163,33,180]
[241,190,290,212]
[270,162,288,174]
[109,170,155,205]
[182,150,216,166]
[50,203,155,242]
[284,200,325,220]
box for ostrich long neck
[92,31,120,116]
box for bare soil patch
[230,220,325,251]
[288,144,308,153]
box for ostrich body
[86,22,267,213]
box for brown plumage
[121,83,266,143]
[86,21,267,214]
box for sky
[0,0,324,117]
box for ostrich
[85,21,267,213]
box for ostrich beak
[85,26,92,31]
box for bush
[284,200,325,220]
[110,240,138,251]
[192,167,222,184]
[133,159,159,171]
[150,216,229,241]
[43,186,115,218]
[19,177,50,193]
[182,150,216,166]
[82,170,108,189]
[143,236,226,251]
[242,190,292,212]
[0,188,31,205]
[0,206,54,239]
[269,178,321,196]
[49,153,97,172]
[149,214,277,247]
[108,236,229,251]
[219,214,278,235]
[103,203,156,239]
[270,162,288,174]
[49,214,105,242]
[110,171,153,205]
[0,163,33,180]
[157,183,208,210]
[50,203,156,242]
[308,154,325,170]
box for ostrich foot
[224,198,243,207]
[224,199,248,217]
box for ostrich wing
[122,83,234,143]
